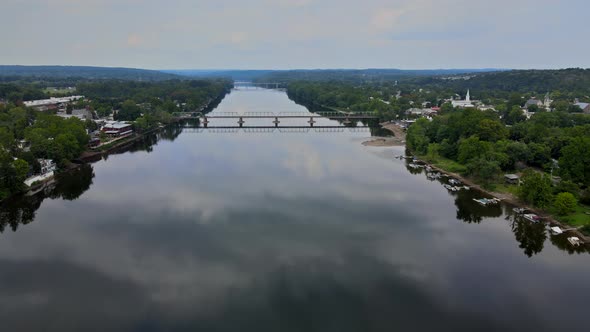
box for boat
[550,226,563,235]
[473,197,501,206]
[473,198,489,205]
[513,207,526,214]
[567,237,582,247]
[523,214,541,223]
[463,185,470,190]
[449,179,461,185]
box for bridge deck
[199,115,379,119]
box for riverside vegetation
[0,78,232,200]
[278,69,590,235]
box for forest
[0,65,179,81]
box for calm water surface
[1,90,589,332]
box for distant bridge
[233,81,283,90]
[172,111,379,128]
[181,126,372,133]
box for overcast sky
[2,0,588,70]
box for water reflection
[405,158,587,256]
[0,164,94,233]
[1,89,589,332]
[508,214,547,257]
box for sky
[1,0,589,70]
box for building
[24,159,57,187]
[23,96,84,112]
[101,121,133,137]
[405,108,438,118]
[39,159,57,174]
[56,109,93,121]
[504,174,520,184]
[524,98,543,109]
[573,102,590,113]
[543,93,553,109]
[451,90,475,108]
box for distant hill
[409,68,590,97]
[252,68,505,83]
[0,65,180,81]
[163,68,505,82]
[162,69,276,81]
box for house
[524,98,543,109]
[88,137,101,148]
[24,159,57,187]
[504,174,520,184]
[17,139,30,152]
[101,121,133,137]
[573,102,590,113]
[39,159,57,174]
[405,108,438,118]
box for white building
[451,90,475,108]
[23,96,84,111]
[23,159,57,187]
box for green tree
[476,119,508,142]
[117,100,142,121]
[457,136,491,164]
[554,192,577,215]
[466,157,501,188]
[559,137,590,186]
[518,171,554,208]
[13,159,29,182]
[406,118,430,155]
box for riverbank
[417,157,590,244]
[79,124,168,162]
[435,163,590,243]
[362,122,406,147]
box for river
[1,89,589,332]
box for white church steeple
[466,89,470,102]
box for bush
[554,192,577,215]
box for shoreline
[378,124,588,243]
[420,159,590,244]
[362,122,406,147]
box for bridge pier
[202,117,209,128]
[238,117,245,128]
[273,117,280,127]
[308,117,316,127]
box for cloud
[0,0,589,68]
[126,33,143,47]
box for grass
[557,204,590,228]
[494,183,520,196]
[423,155,468,174]
[43,87,76,95]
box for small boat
[473,198,501,206]
[567,237,582,247]
[449,179,461,185]
[513,207,526,214]
[473,198,489,206]
[523,214,541,223]
[550,226,563,235]
[463,185,470,190]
